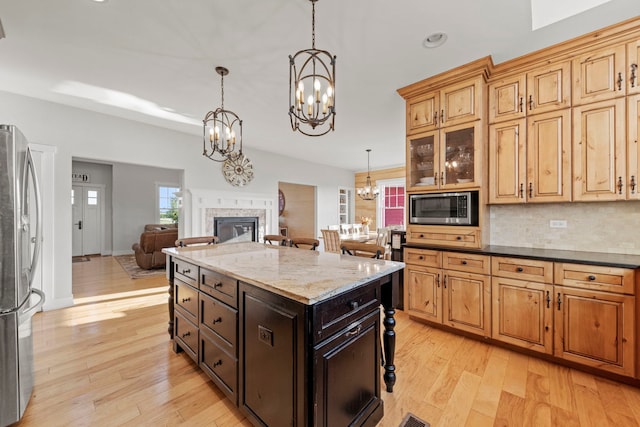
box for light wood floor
[16,256,640,426]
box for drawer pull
[418,255,424,260]
[181,297,191,303]
[182,268,191,274]
[546,291,550,308]
[345,325,362,337]
[557,292,562,310]
[588,275,596,281]
[419,234,424,238]
[212,317,222,324]
[456,236,462,240]
[443,274,447,289]
[214,282,223,288]
[213,360,223,368]
[516,267,524,272]
[349,301,359,310]
[461,260,467,265]
[181,331,190,338]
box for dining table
[339,232,378,243]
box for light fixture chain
[311,0,315,49]
[220,72,225,109]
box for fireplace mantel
[180,189,277,240]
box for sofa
[131,223,178,269]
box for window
[158,185,180,224]
[87,190,98,205]
[376,178,405,228]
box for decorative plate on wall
[222,153,254,187]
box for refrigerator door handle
[20,289,45,319]
[26,147,42,289]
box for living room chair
[340,241,386,259]
[264,234,291,246]
[320,229,341,253]
[290,237,320,250]
[175,236,219,247]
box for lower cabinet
[404,248,491,337]
[405,249,639,380]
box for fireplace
[214,217,259,243]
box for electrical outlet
[258,325,273,346]
[549,220,567,228]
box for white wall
[0,90,354,310]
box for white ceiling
[0,0,639,171]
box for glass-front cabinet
[407,121,481,191]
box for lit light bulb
[307,95,313,116]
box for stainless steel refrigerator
[0,124,45,426]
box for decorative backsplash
[489,201,640,255]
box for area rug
[114,255,166,279]
[399,412,430,427]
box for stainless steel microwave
[409,191,479,226]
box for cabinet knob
[461,260,467,265]
[588,275,596,281]
[516,267,523,272]
[418,255,424,260]
[456,236,462,240]
[349,301,359,310]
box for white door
[72,185,102,256]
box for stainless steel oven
[409,191,478,226]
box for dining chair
[264,234,291,246]
[351,223,363,235]
[375,228,391,260]
[327,224,340,231]
[340,223,352,235]
[320,229,342,253]
[289,237,320,250]
[340,241,386,259]
[175,236,219,247]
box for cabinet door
[488,119,526,204]
[527,109,571,203]
[313,309,382,427]
[628,94,640,199]
[441,121,481,188]
[554,286,635,377]
[441,76,483,127]
[572,44,626,104]
[573,98,626,201]
[488,75,526,123]
[404,265,442,323]
[442,270,491,337]
[627,40,640,95]
[407,130,439,190]
[526,61,571,115]
[491,277,553,354]
[408,92,439,133]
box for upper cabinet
[489,61,571,123]
[628,94,640,199]
[572,44,626,105]
[405,74,486,135]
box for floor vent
[399,412,429,427]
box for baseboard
[42,296,74,311]
[112,249,134,256]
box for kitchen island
[163,242,404,427]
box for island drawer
[404,248,441,267]
[554,263,636,294]
[200,328,237,404]
[443,251,490,275]
[312,280,381,344]
[175,279,198,323]
[492,256,553,283]
[200,292,237,349]
[200,268,238,308]
[174,310,198,363]
[174,258,198,286]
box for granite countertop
[404,243,640,269]
[163,242,404,305]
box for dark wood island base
[164,243,403,427]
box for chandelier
[289,0,336,137]
[203,66,243,162]
[357,149,380,201]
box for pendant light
[357,149,380,200]
[203,66,243,162]
[288,0,336,137]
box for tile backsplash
[489,201,640,255]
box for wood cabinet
[407,76,483,134]
[488,61,571,123]
[627,94,640,199]
[628,40,640,95]
[404,248,491,337]
[572,98,626,201]
[406,225,480,249]
[488,109,571,203]
[573,44,627,105]
[407,121,482,191]
[554,263,636,377]
[491,257,554,354]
